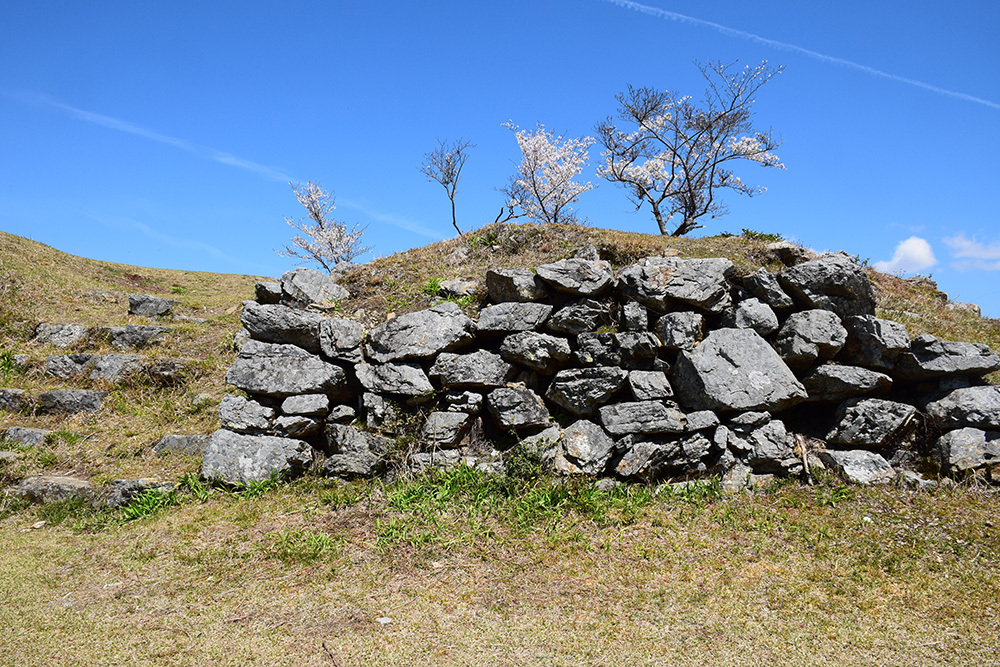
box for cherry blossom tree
[596,61,784,236]
[420,138,474,235]
[277,181,371,272]
[499,122,595,225]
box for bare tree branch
[420,138,474,235]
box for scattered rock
[106,479,176,508]
[485,268,548,303]
[935,428,1000,475]
[9,476,94,503]
[3,426,50,448]
[33,323,88,348]
[201,429,313,485]
[36,389,107,414]
[817,449,895,485]
[153,434,208,456]
[129,294,178,317]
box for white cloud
[943,234,1000,271]
[873,236,938,274]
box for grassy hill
[1,225,998,666]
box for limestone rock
[627,370,674,402]
[129,294,178,317]
[839,315,910,371]
[576,332,660,370]
[280,394,330,417]
[96,324,172,350]
[106,479,176,508]
[893,334,1000,380]
[226,340,348,399]
[654,312,704,350]
[428,350,514,389]
[724,298,779,336]
[10,476,94,503]
[618,257,735,314]
[254,281,282,304]
[318,318,365,364]
[356,362,434,399]
[599,401,686,436]
[0,388,30,413]
[672,328,806,413]
[826,398,917,449]
[817,449,895,485]
[546,300,612,335]
[90,353,146,383]
[486,387,550,430]
[801,365,892,402]
[323,424,391,478]
[554,419,615,475]
[37,389,107,414]
[219,394,276,434]
[33,323,88,348]
[535,258,614,296]
[201,429,313,485]
[935,428,1000,475]
[925,385,1000,430]
[477,302,553,333]
[621,301,648,331]
[153,434,208,456]
[422,411,473,448]
[44,353,98,379]
[366,302,476,362]
[777,252,876,319]
[545,367,628,416]
[742,268,794,311]
[774,309,847,371]
[485,268,548,303]
[280,268,349,310]
[3,426,50,448]
[240,301,323,353]
[499,332,572,373]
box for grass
[1,224,1000,665]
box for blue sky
[2,1,999,316]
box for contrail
[602,0,1000,111]
[9,90,297,181]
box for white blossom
[276,182,371,272]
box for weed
[35,497,90,526]
[661,477,723,506]
[421,277,443,297]
[177,472,212,502]
[121,488,181,522]
[237,473,285,499]
[318,482,363,509]
[35,451,58,468]
[264,528,341,564]
[44,429,81,447]
[740,228,784,243]
[815,485,856,508]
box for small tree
[499,121,595,225]
[596,60,784,236]
[420,138,474,235]
[276,181,371,272]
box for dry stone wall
[204,258,1000,489]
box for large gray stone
[476,302,553,333]
[9,476,94,503]
[254,281,282,304]
[33,323,88,348]
[280,394,330,417]
[226,340,348,399]
[89,353,146,383]
[499,331,572,373]
[839,315,910,371]
[486,387,551,430]
[654,312,704,350]
[777,251,876,319]
[0,388,30,413]
[428,350,514,389]
[553,419,615,475]
[129,294,178,317]
[240,301,323,353]
[485,268,548,303]
[95,324,171,350]
[742,268,794,311]
[774,309,847,371]
[925,386,1000,430]
[3,426,50,448]
[801,365,892,402]
[356,362,434,399]
[893,334,1000,380]
[153,434,208,456]
[323,424,392,478]
[614,433,711,479]
[599,401,686,436]
[272,415,321,439]
[618,256,735,313]
[219,394,276,434]
[724,298,779,336]
[575,332,659,370]
[318,318,365,363]
[817,449,894,484]
[545,367,628,416]
[672,328,807,413]
[37,389,107,414]
[280,268,349,310]
[422,411,473,448]
[366,302,476,362]
[535,258,614,296]
[44,353,98,379]
[546,300,613,335]
[935,428,1000,475]
[627,370,674,401]
[826,398,917,449]
[201,429,313,485]
[621,301,648,331]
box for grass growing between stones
[2,470,999,666]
